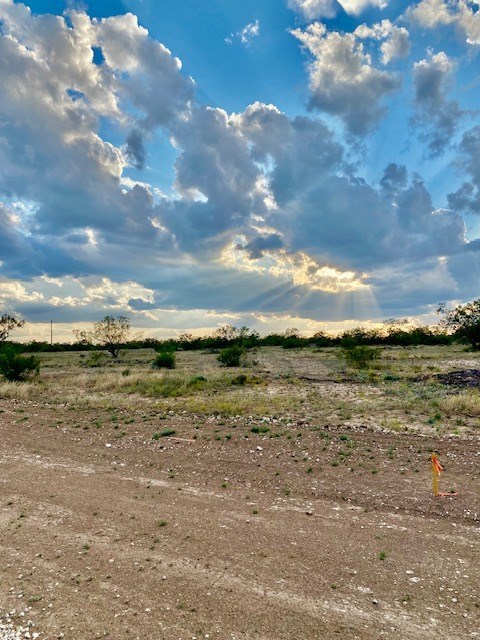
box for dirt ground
[0,346,479,639]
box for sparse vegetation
[85,351,107,367]
[441,391,480,417]
[152,428,177,439]
[340,345,382,369]
[0,327,477,640]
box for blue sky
[1,0,480,340]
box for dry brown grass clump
[441,391,480,417]
[0,381,34,400]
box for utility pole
[50,320,53,346]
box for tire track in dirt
[1,447,479,639]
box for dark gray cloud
[412,51,464,157]
[448,125,480,214]
[380,163,408,195]
[239,234,285,259]
[125,129,146,170]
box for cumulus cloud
[412,51,464,156]
[225,19,260,46]
[238,234,285,259]
[354,20,410,64]
[407,0,455,28]
[408,0,480,46]
[272,170,465,272]
[95,12,195,129]
[287,0,340,19]
[236,102,346,205]
[157,105,270,254]
[287,0,387,20]
[291,22,400,135]
[0,1,193,257]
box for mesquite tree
[73,315,132,358]
[0,314,25,343]
[438,299,480,350]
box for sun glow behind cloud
[220,241,369,294]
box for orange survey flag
[431,453,457,497]
[431,454,443,476]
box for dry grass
[0,381,35,400]
[441,391,480,417]
[3,345,478,431]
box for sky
[1,0,480,341]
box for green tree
[438,299,480,350]
[0,314,25,343]
[73,315,133,358]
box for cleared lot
[0,346,479,639]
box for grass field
[5,344,480,429]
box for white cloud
[221,244,368,293]
[0,1,193,248]
[407,0,455,28]
[408,0,480,46]
[458,0,480,44]
[339,0,388,14]
[413,51,454,105]
[287,0,387,20]
[287,0,338,19]
[354,20,410,64]
[0,280,44,304]
[291,22,400,134]
[225,19,260,46]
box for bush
[340,345,381,369]
[0,346,39,381]
[152,351,176,369]
[217,346,245,367]
[85,351,106,367]
[231,374,248,385]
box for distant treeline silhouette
[12,323,459,354]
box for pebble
[0,612,38,640]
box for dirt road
[1,399,479,639]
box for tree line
[1,299,480,358]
